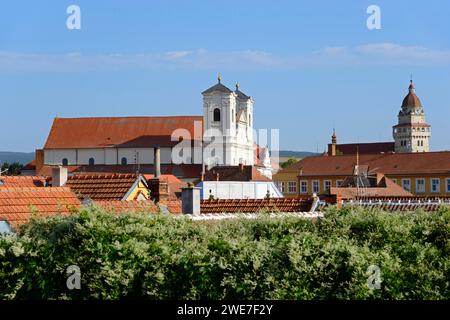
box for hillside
[0,152,34,165]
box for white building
[202,75,254,167]
[393,80,431,153]
[37,76,272,179]
[198,181,283,200]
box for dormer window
[213,108,221,122]
[62,158,68,166]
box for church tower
[393,80,431,153]
[201,74,254,167]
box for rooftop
[65,173,146,201]
[0,187,81,226]
[280,151,450,176]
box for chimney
[331,129,337,156]
[154,147,161,179]
[239,163,244,172]
[35,149,44,175]
[215,172,220,181]
[52,166,68,187]
[181,184,201,215]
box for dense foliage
[0,162,23,175]
[0,206,449,300]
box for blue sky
[1,0,449,152]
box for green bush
[0,206,449,300]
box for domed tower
[393,80,431,153]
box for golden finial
[236,82,240,91]
[218,72,222,83]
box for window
[431,178,440,193]
[336,180,344,187]
[324,180,331,191]
[312,180,320,194]
[287,181,297,193]
[213,108,221,122]
[391,179,397,184]
[402,179,411,192]
[88,157,95,166]
[416,178,425,193]
[121,157,127,165]
[300,180,308,194]
[276,182,286,193]
[62,158,68,166]
[446,178,450,193]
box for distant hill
[278,150,320,158]
[0,151,35,165]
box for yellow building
[274,151,450,198]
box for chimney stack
[52,166,68,187]
[181,184,201,215]
[239,163,244,172]
[154,147,161,178]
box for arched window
[121,157,127,165]
[62,158,68,166]
[88,157,95,166]
[213,108,221,122]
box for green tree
[280,158,298,169]
[0,162,23,176]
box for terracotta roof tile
[44,116,203,149]
[200,197,313,214]
[65,173,143,201]
[281,151,450,176]
[0,187,81,226]
[0,176,47,187]
[93,200,159,213]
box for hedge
[0,206,449,299]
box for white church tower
[202,74,254,167]
[393,80,431,153]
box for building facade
[393,80,431,153]
[274,152,450,197]
[202,75,254,167]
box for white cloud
[0,43,449,72]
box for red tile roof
[0,187,81,226]
[0,176,47,187]
[281,151,450,176]
[44,116,203,149]
[65,173,144,201]
[203,165,270,182]
[22,160,36,171]
[327,142,395,156]
[200,198,313,214]
[38,164,203,179]
[93,200,159,213]
[143,174,187,198]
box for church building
[35,76,272,180]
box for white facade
[44,147,172,165]
[202,77,254,168]
[393,81,431,153]
[198,181,283,200]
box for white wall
[78,149,105,165]
[44,149,77,165]
[198,181,283,200]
